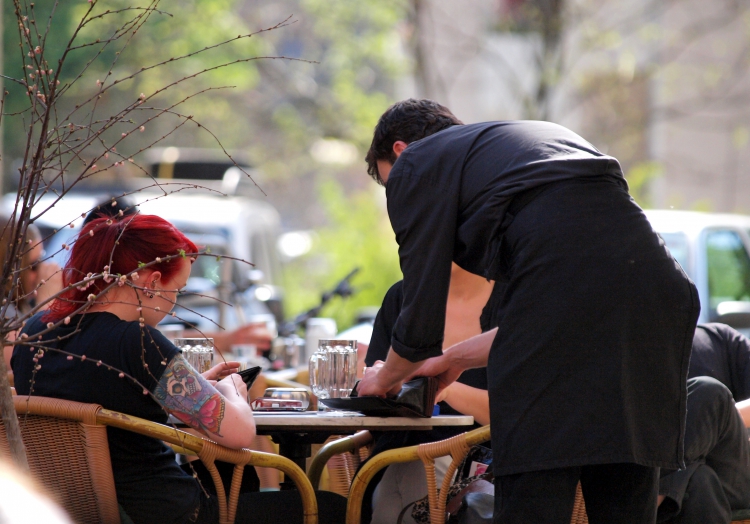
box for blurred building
[402,0,750,213]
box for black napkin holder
[320,376,438,418]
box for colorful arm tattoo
[154,354,226,436]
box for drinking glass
[309,347,330,404]
[318,339,358,399]
[174,338,214,373]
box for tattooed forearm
[154,354,226,436]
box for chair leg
[571,483,589,524]
[251,435,280,490]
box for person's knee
[685,465,724,498]
[687,376,734,408]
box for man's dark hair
[365,98,463,184]
[83,196,138,226]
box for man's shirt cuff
[391,336,444,363]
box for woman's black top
[385,121,700,475]
[12,312,201,524]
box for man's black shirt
[385,121,625,362]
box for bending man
[356,99,700,524]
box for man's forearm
[444,328,496,369]
[379,349,425,391]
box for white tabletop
[252,413,474,432]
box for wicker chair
[308,430,373,496]
[1,395,318,524]
[344,425,589,524]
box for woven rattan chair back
[4,396,319,524]
[307,431,373,496]
[94,405,319,524]
[0,396,120,524]
[571,483,588,523]
[322,435,372,497]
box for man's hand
[736,398,750,427]
[411,354,463,400]
[357,350,423,397]
[358,361,402,398]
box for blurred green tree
[2,0,265,181]
[281,177,401,331]
[2,0,410,328]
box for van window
[659,232,689,271]
[706,229,750,310]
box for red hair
[45,214,198,322]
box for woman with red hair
[11,214,345,524]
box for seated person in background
[690,323,750,420]
[12,214,345,524]
[365,263,494,524]
[83,198,273,355]
[657,323,750,524]
[1,213,60,381]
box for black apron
[487,178,700,476]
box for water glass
[323,340,358,399]
[309,347,330,402]
[308,340,358,406]
[174,338,214,373]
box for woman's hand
[215,373,249,403]
[432,381,490,425]
[202,360,240,381]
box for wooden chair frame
[346,425,490,524]
[308,430,373,491]
[4,395,318,524]
[343,425,590,524]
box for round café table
[252,411,474,489]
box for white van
[645,209,750,330]
[2,191,285,333]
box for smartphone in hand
[220,366,262,389]
[236,366,262,388]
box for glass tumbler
[319,339,358,399]
[309,347,330,409]
[174,338,214,373]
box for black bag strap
[397,500,419,524]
